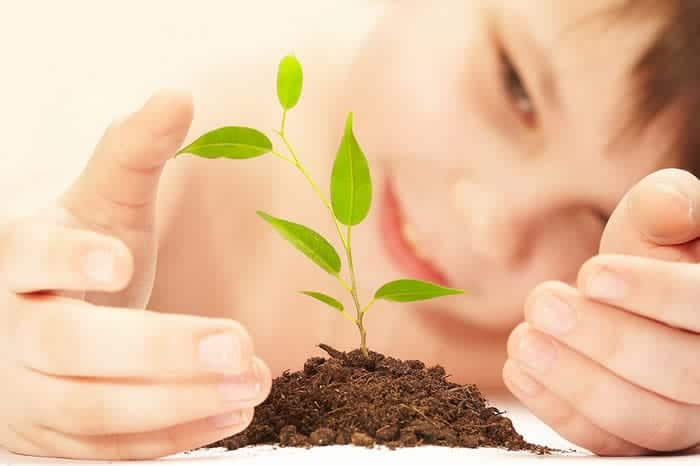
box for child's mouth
[378,177,450,287]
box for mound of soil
[206,345,550,454]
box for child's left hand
[504,168,700,456]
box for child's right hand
[0,91,271,460]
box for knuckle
[114,140,163,177]
[142,125,176,154]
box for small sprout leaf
[301,291,344,312]
[257,211,341,275]
[374,279,464,302]
[277,55,304,110]
[176,126,272,159]
[331,113,372,226]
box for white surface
[1,403,697,465]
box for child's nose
[452,179,530,265]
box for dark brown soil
[206,345,550,454]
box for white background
[0,0,382,217]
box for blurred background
[0,0,383,217]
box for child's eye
[500,54,536,127]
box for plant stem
[358,322,368,357]
[280,110,288,135]
[270,150,294,164]
[346,226,368,357]
[338,309,358,325]
[337,276,352,293]
[277,124,368,357]
[361,297,376,315]
[276,135,352,292]
[278,132,347,251]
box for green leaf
[257,211,341,275]
[374,279,464,302]
[176,126,272,159]
[301,291,344,312]
[277,55,303,110]
[331,113,372,226]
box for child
[1,0,699,460]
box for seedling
[176,55,464,357]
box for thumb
[60,90,193,231]
[600,168,700,257]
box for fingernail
[219,373,262,402]
[199,333,243,373]
[84,250,115,283]
[586,268,626,301]
[219,361,264,402]
[210,411,245,429]
[517,332,557,374]
[530,294,576,336]
[506,361,542,397]
[657,183,694,223]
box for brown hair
[619,1,700,173]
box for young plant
[176,55,464,357]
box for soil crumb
[206,345,551,453]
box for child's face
[346,0,682,332]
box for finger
[12,409,254,460]
[11,294,255,379]
[526,279,700,405]
[60,90,193,232]
[507,323,700,452]
[21,357,270,436]
[578,255,700,333]
[502,360,649,456]
[601,168,700,258]
[0,220,132,293]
